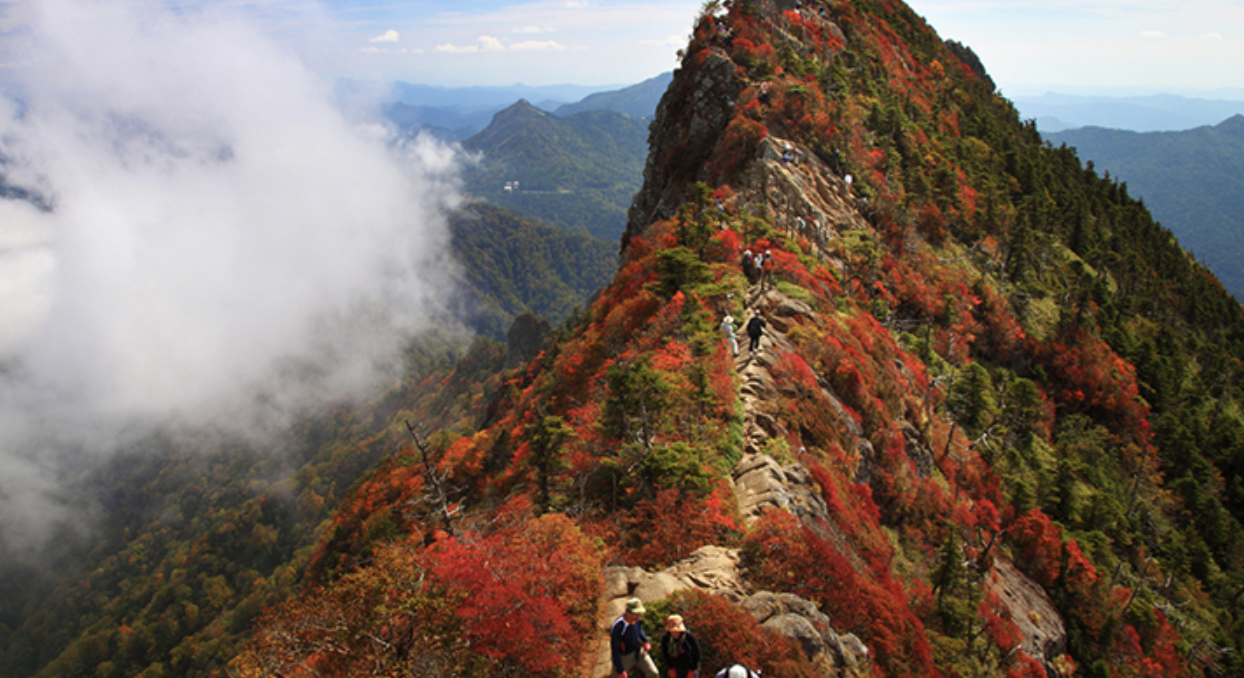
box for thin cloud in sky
[434,35,506,53]
[321,0,701,85]
[370,29,399,42]
[510,40,566,51]
[905,0,1244,93]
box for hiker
[745,309,766,357]
[661,615,702,678]
[843,173,853,197]
[759,250,774,291]
[720,315,738,357]
[741,249,755,284]
[715,665,761,678]
[612,598,659,678]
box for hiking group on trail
[612,598,758,678]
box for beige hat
[665,614,686,632]
[625,597,646,614]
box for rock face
[741,592,870,677]
[626,47,746,244]
[988,558,1069,670]
[732,454,829,527]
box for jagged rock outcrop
[741,592,870,677]
[626,47,747,243]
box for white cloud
[436,35,505,53]
[370,29,400,43]
[1202,32,1224,40]
[0,0,465,553]
[1141,30,1164,38]
[510,40,566,51]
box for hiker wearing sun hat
[660,614,701,678]
[612,598,658,678]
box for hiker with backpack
[660,615,701,678]
[759,250,774,291]
[741,249,755,284]
[612,598,659,678]
[745,309,766,357]
[719,314,738,357]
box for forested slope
[1046,116,1244,300]
[13,0,1244,676]
[237,0,1244,676]
[0,200,612,678]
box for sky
[2,1,1242,95]
[123,0,1242,96]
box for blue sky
[1,0,1241,95]
[300,0,1244,96]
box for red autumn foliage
[1007,509,1063,588]
[671,589,820,678]
[742,511,937,677]
[621,486,739,566]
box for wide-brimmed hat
[665,614,686,632]
[625,597,646,614]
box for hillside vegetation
[7,0,1244,677]
[235,0,1244,676]
[0,200,612,678]
[1046,116,1244,300]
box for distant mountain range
[458,100,649,243]
[368,72,671,141]
[1015,92,1244,132]
[553,71,673,118]
[1046,115,1244,300]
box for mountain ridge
[8,0,1244,676]
[240,1,1244,676]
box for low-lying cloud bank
[0,0,464,552]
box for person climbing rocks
[661,615,701,678]
[746,309,767,357]
[612,598,659,678]
[741,249,755,284]
[759,249,774,291]
[720,314,738,357]
[715,665,761,678]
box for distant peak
[1215,113,1244,136]
[485,98,553,127]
